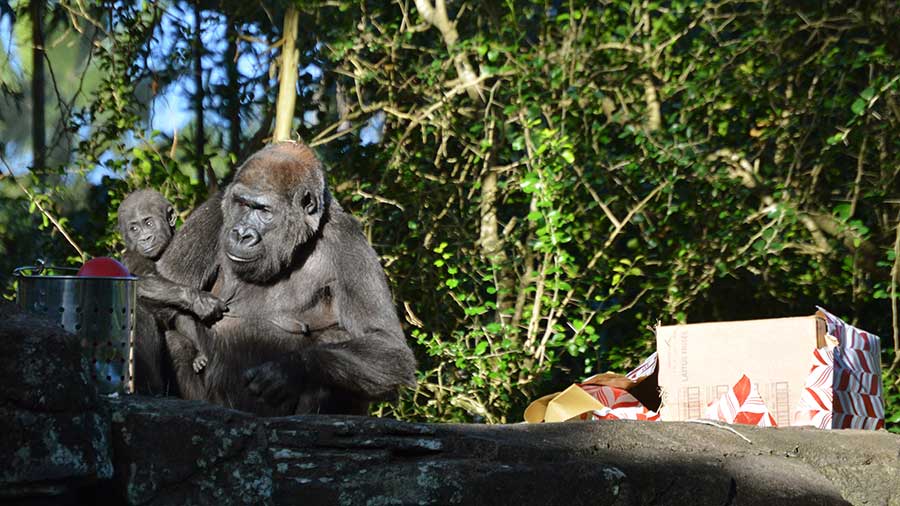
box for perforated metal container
[14,265,137,394]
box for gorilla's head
[222,141,329,283]
[118,189,176,260]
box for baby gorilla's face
[118,192,175,261]
[124,210,172,259]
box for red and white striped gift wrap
[578,352,660,421]
[792,307,884,430]
[704,374,777,427]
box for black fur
[149,142,416,416]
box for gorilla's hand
[191,291,228,323]
[243,361,301,411]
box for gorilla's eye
[258,207,273,222]
[145,218,154,228]
[129,225,138,232]
[301,191,317,214]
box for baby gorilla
[118,189,226,375]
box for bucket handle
[13,259,49,277]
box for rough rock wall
[107,396,900,506]
[0,302,112,502]
[2,302,899,505]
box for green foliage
[4,0,900,429]
[331,0,900,424]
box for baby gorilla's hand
[192,353,208,373]
[191,292,227,323]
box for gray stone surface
[3,301,900,505]
[0,302,113,501]
[106,395,900,506]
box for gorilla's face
[222,143,326,284]
[118,191,175,261]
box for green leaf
[851,98,866,116]
[833,203,851,221]
[717,120,729,136]
[860,87,875,100]
[520,173,541,193]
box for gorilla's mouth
[227,253,258,263]
[141,242,162,258]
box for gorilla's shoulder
[322,207,378,258]
[324,206,364,236]
[157,192,223,285]
[186,192,224,221]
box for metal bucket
[14,264,137,395]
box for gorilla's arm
[302,212,416,399]
[135,275,225,323]
[157,192,224,291]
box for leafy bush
[3,0,899,428]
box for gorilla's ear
[166,206,177,228]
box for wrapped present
[658,307,883,429]
[792,307,884,429]
[526,307,884,430]
[656,314,824,425]
[524,353,660,423]
[704,374,777,427]
[578,384,661,421]
[579,352,660,421]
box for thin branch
[572,164,621,228]
[848,134,867,217]
[308,120,364,147]
[887,210,900,375]
[0,158,86,261]
[309,100,387,145]
[353,188,405,211]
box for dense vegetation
[2,0,899,428]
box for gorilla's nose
[231,226,261,247]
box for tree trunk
[225,18,241,158]
[192,1,210,188]
[30,0,45,173]
[479,163,513,320]
[273,5,300,142]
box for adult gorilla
[146,141,416,416]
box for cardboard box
[656,315,827,426]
